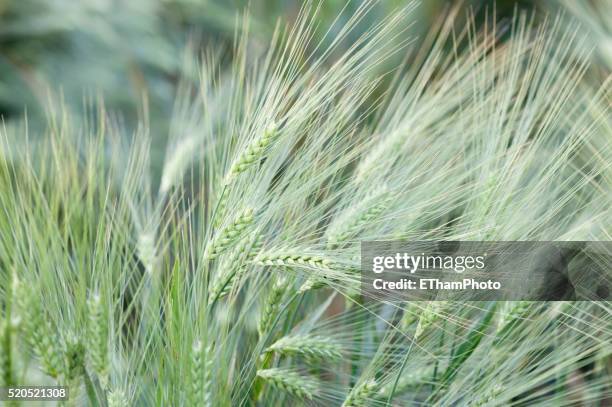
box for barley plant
[0,1,611,406]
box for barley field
[0,1,610,406]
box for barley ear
[205,207,255,260]
[187,340,213,406]
[159,136,199,195]
[225,123,279,184]
[327,185,391,248]
[208,234,262,305]
[256,368,319,401]
[137,230,157,274]
[258,276,288,337]
[87,293,108,387]
[267,334,343,362]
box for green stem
[385,334,416,406]
[250,292,300,404]
[83,370,101,407]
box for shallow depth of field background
[1,0,608,142]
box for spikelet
[258,276,288,336]
[205,208,254,260]
[225,123,279,184]
[327,185,391,248]
[187,340,213,407]
[343,379,378,407]
[87,293,108,387]
[267,334,343,361]
[256,368,319,400]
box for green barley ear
[266,334,343,362]
[187,340,213,407]
[205,208,255,260]
[107,389,129,407]
[297,277,326,293]
[343,379,378,407]
[258,276,288,337]
[415,301,447,339]
[33,318,64,379]
[137,229,157,274]
[225,123,279,185]
[159,136,199,195]
[38,330,63,378]
[14,283,63,378]
[255,252,335,270]
[256,368,319,401]
[326,185,391,249]
[87,293,108,387]
[208,234,262,305]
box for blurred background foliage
[0,0,609,138]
